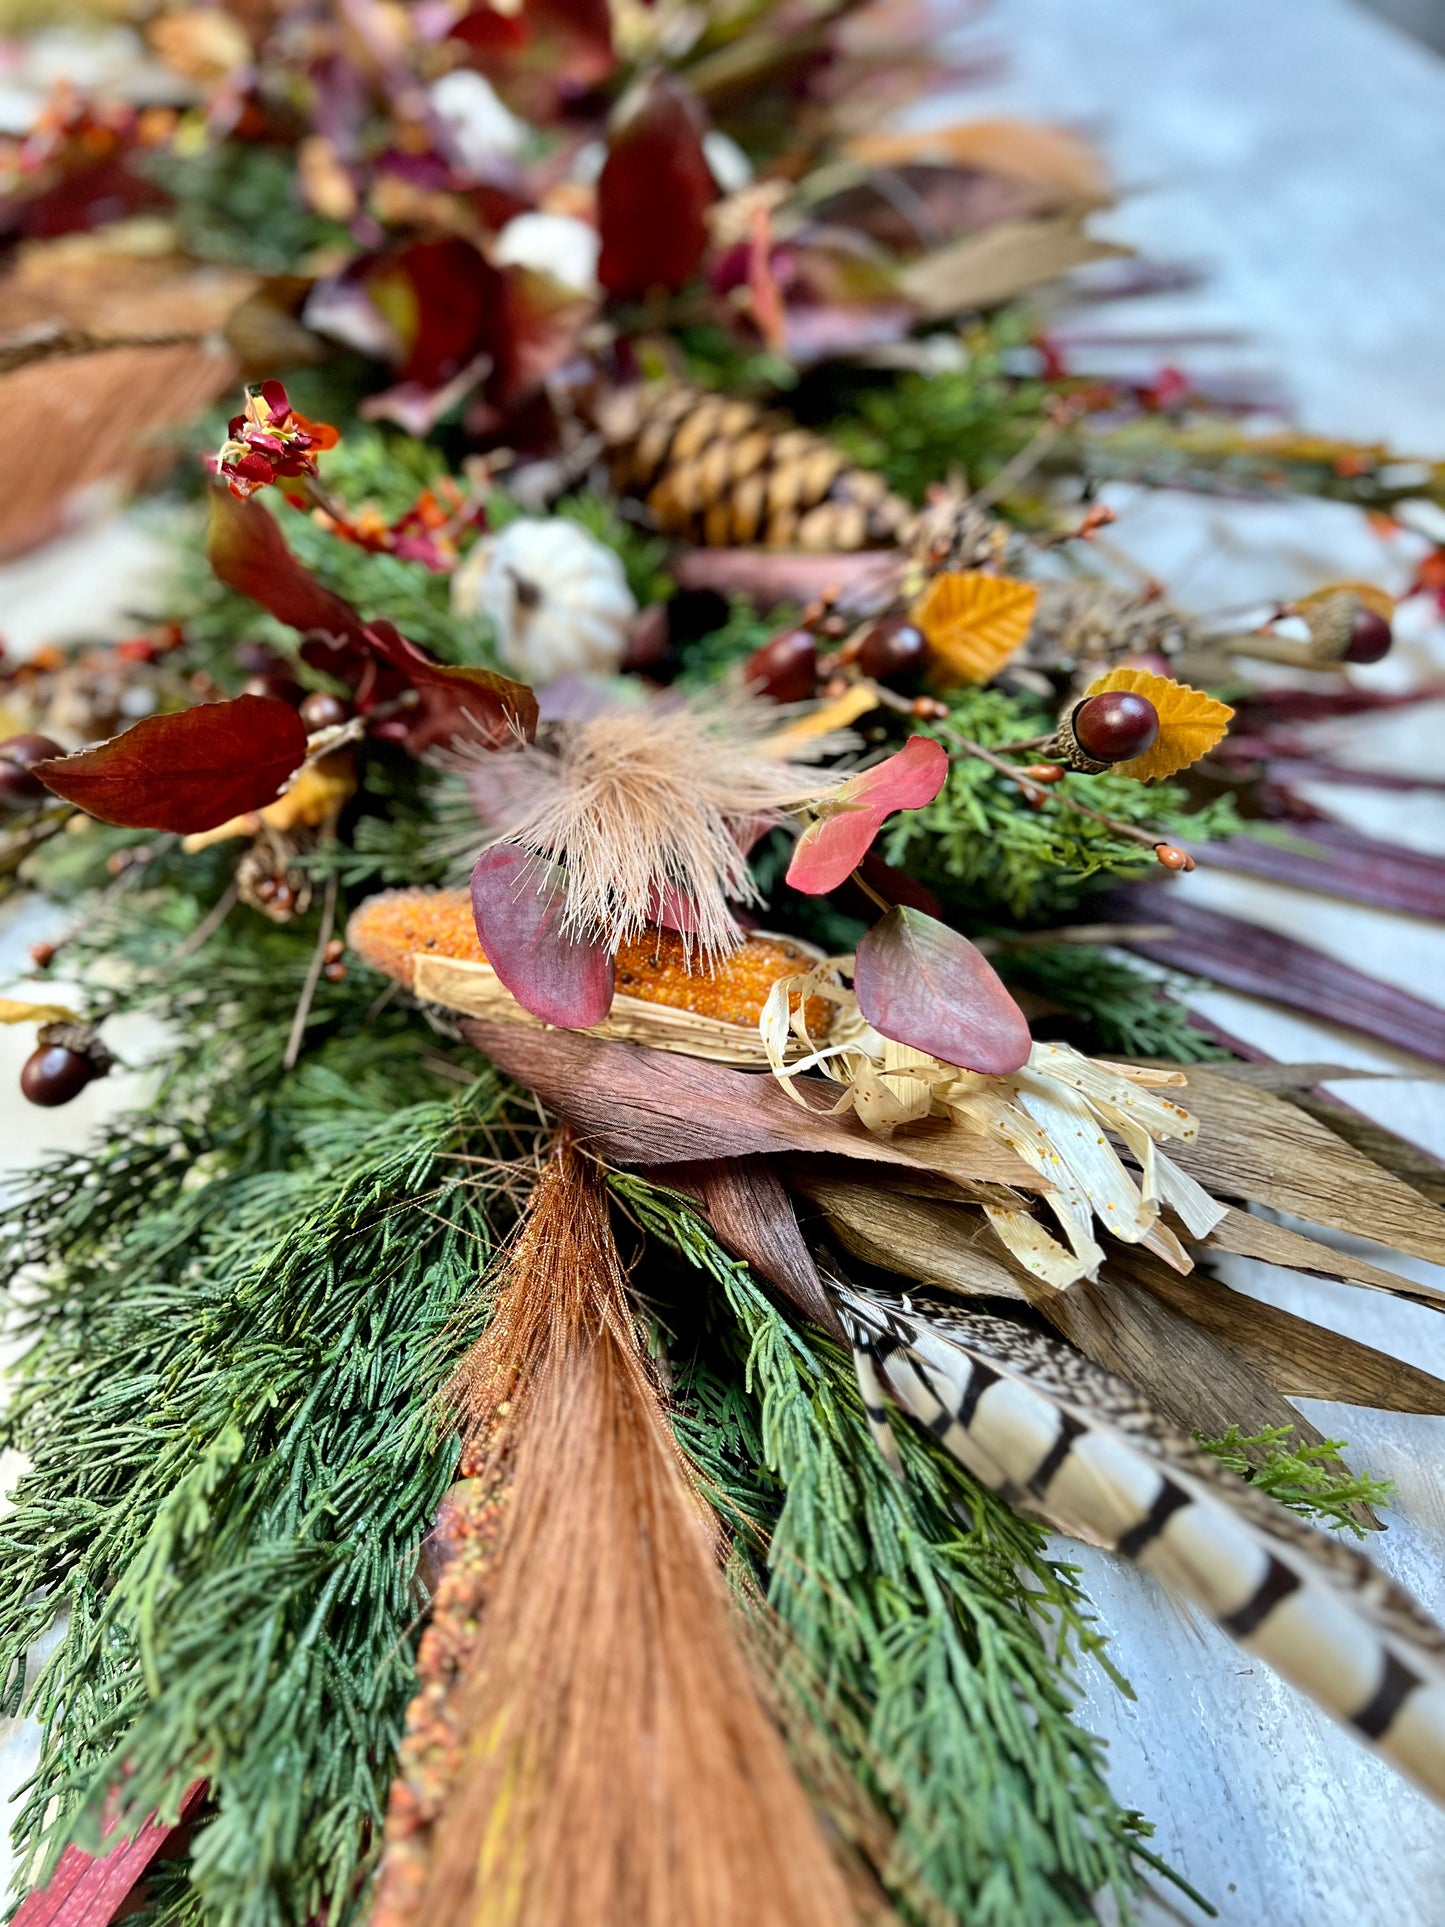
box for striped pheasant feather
[833,1279,1445,1807]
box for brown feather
[415,1140,865,1927]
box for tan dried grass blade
[1195,1207,1445,1310]
[898,213,1127,319]
[1164,1067,1445,1267]
[419,1142,868,1927]
[1113,1248,1445,1415]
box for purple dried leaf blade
[1116,893,1445,1069]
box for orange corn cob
[346,889,826,1030]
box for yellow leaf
[1293,580,1395,623]
[761,680,880,756]
[1082,667,1234,781]
[913,571,1037,685]
[0,997,78,1027]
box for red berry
[858,618,927,691]
[21,1043,97,1107]
[1343,606,1392,664]
[299,691,351,732]
[744,630,817,703]
[0,733,63,809]
[1072,692,1160,764]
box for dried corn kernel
[346,888,826,1029]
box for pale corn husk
[759,971,1227,1288]
[413,949,826,1067]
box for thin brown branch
[283,870,338,1071]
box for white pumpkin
[452,518,637,685]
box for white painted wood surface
[4,0,1445,1917]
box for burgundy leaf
[671,548,904,613]
[15,1780,208,1927]
[365,621,538,750]
[207,489,369,648]
[35,697,307,833]
[597,75,717,297]
[854,905,1032,1075]
[470,843,614,1028]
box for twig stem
[283,870,338,1072]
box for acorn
[743,629,818,703]
[0,733,63,809]
[857,617,927,692]
[20,1022,113,1107]
[1342,605,1393,664]
[1055,692,1160,773]
[299,690,352,732]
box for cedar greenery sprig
[612,1173,1211,1927]
[883,684,1241,919]
[0,1062,541,1923]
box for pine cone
[1020,580,1190,676]
[596,381,916,550]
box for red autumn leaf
[853,905,1032,1075]
[786,737,948,896]
[35,696,308,833]
[208,488,369,648]
[470,842,615,1028]
[786,802,887,897]
[365,621,538,751]
[449,0,614,121]
[597,75,717,297]
[207,492,538,752]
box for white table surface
[4,1,1445,1918]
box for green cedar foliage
[1198,1427,1396,1539]
[883,685,1241,922]
[0,888,542,1926]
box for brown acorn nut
[1053,692,1160,773]
[0,733,64,809]
[19,1021,114,1107]
[743,629,818,703]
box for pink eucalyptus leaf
[470,843,614,1028]
[854,905,1032,1075]
[785,803,886,897]
[842,735,949,812]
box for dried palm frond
[381,1139,870,1927]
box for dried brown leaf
[1164,1066,1445,1267]
[1115,1249,1445,1415]
[459,1020,1041,1193]
[898,213,1127,319]
[1195,1206,1445,1310]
